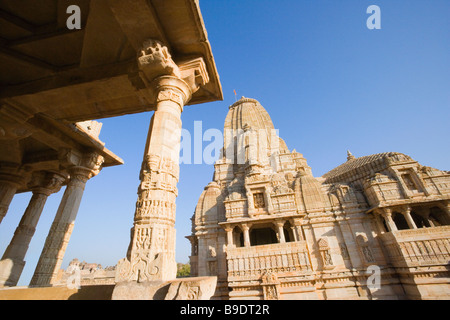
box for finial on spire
[347,150,355,161]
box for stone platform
[0,284,115,300]
[0,276,217,300]
[112,276,217,300]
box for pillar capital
[274,220,286,228]
[151,76,192,113]
[137,39,181,84]
[380,207,393,218]
[136,39,210,112]
[290,218,303,227]
[28,171,67,196]
[68,166,99,184]
[223,225,234,233]
[400,205,411,214]
[0,163,28,188]
[58,149,104,180]
[0,163,29,224]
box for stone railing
[270,193,296,213]
[224,199,247,219]
[226,241,311,280]
[380,226,450,268]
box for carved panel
[261,271,281,300]
[253,193,265,209]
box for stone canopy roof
[0,0,223,121]
[322,152,413,184]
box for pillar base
[111,276,217,300]
[0,258,25,287]
[115,252,177,283]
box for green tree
[176,263,191,278]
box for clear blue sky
[1,0,449,286]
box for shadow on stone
[111,276,217,300]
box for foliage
[176,263,191,278]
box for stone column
[116,78,188,282]
[0,165,26,224]
[437,201,450,221]
[290,225,298,241]
[291,218,304,241]
[0,171,65,287]
[274,220,286,243]
[115,39,209,284]
[30,154,103,287]
[337,216,364,268]
[224,226,234,247]
[401,206,417,229]
[374,212,387,233]
[242,224,251,247]
[301,221,322,271]
[332,215,352,268]
[381,208,397,232]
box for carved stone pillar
[0,164,26,224]
[224,226,234,247]
[374,212,387,233]
[437,201,450,220]
[401,205,417,229]
[0,171,65,287]
[30,153,103,287]
[291,219,304,241]
[115,80,187,282]
[381,208,397,232]
[290,225,297,241]
[242,224,251,248]
[274,220,286,243]
[115,39,209,284]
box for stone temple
[0,1,448,301]
[188,97,450,300]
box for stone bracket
[135,39,210,103]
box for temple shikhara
[188,97,450,300]
[0,0,448,300]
